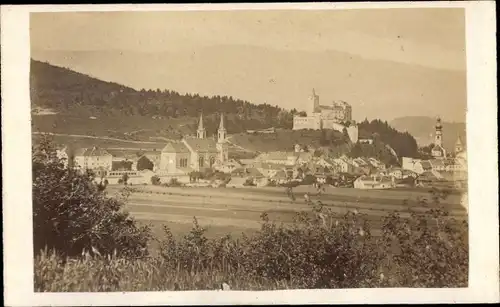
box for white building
[354,175,395,190]
[292,89,359,143]
[74,146,113,172]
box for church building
[159,113,229,173]
[431,117,447,158]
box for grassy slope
[229,129,351,155]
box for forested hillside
[30,60,295,135]
[356,119,420,160]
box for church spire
[219,113,225,131]
[197,113,206,139]
[217,113,226,143]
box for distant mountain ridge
[390,116,466,152]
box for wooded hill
[30,60,295,135]
[31,59,420,162]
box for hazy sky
[30,9,467,122]
[31,9,466,71]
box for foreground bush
[32,137,152,258]
[35,193,468,291]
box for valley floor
[105,185,468,252]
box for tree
[136,156,154,171]
[121,173,129,185]
[320,129,329,146]
[32,138,151,258]
[342,127,351,143]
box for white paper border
[1,2,498,305]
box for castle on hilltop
[292,89,358,143]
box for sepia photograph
[1,2,499,305]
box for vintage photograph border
[2,2,498,305]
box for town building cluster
[401,117,467,187]
[292,89,359,143]
[56,107,466,191]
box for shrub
[32,138,152,258]
[121,173,129,185]
[136,156,154,171]
[243,178,256,186]
[169,178,182,187]
[151,175,161,185]
[301,174,317,185]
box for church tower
[434,117,443,147]
[196,113,206,139]
[216,113,228,163]
[431,116,446,158]
[455,136,464,154]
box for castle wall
[293,115,321,130]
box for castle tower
[196,113,206,139]
[308,88,320,115]
[434,117,443,147]
[216,113,228,164]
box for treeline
[358,119,419,158]
[30,60,294,131]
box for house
[107,150,140,171]
[271,170,289,184]
[105,170,145,185]
[367,157,386,170]
[254,151,298,166]
[228,167,264,186]
[314,157,335,168]
[386,167,418,180]
[429,159,446,172]
[137,150,161,171]
[353,175,395,189]
[351,157,368,168]
[416,171,442,186]
[332,156,355,174]
[214,159,243,174]
[386,167,404,179]
[226,177,248,188]
[358,139,374,145]
[238,158,256,168]
[159,113,229,174]
[256,162,284,178]
[73,146,113,173]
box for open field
[106,185,468,251]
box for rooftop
[162,142,190,153]
[74,147,111,157]
[255,151,297,161]
[183,137,218,153]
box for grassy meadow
[105,185,467,254]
